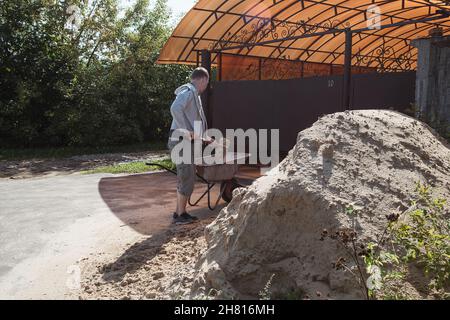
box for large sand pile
[191,110,450,299]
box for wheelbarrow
[146,152,250,210]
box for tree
[0,0,191,148]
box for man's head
[190,67,209,94]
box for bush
[0,0,191,148]
[324,182,450,299]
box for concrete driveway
[0,171,224,299]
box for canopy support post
[201,50,212,127]
[343,29,353,110]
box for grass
[0,142,167,161]
[82,158,175,175]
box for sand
[79,217,215,300]
[190,110,450,299]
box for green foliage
[82,158,174,174]
[326,182,449,300]
[344,203,362,216]
[0,0,191,148]
[362,242,406,299]
[389,183,450,291]
[0,141,165,160]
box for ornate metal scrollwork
[222,54,303,81]
[209,16,351,52]
[260,55,301,80]
[354,40,416,72]
[224,60,259,81]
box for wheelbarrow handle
[145,162,177,175]
[145,162,209,184]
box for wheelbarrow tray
[146,152,249,211]
[195,152,249,182]
[196,164,238,182]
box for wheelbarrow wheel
[220,178,240,203]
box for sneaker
[180,212,198,221]
[173,212,198,225]
[172,212,183,224]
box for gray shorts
[168,139,196,197]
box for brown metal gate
[210,72,415,153]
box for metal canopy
[157,0,450,71]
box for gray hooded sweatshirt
[169,83,208,140]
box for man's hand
[207,137,230,149]
[203,136,215,145]
[189,131,204,141]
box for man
[168,67,210,224]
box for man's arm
[170,89,192,131]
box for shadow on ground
[97,171,225,282]
[98,172,223,235]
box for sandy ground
[79,217,215,300]
[0,168,226,300]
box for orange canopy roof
[157,0,450,70]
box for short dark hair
[190,67,209,80]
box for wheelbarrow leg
[207,183,226,211]
[188,182,225,211]
[188,183,215,207]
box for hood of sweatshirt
[174,83,198,96]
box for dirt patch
[79,217,215,300]
[0,151,168,179]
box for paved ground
[0,167,259,299]
[0,171,224,299]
